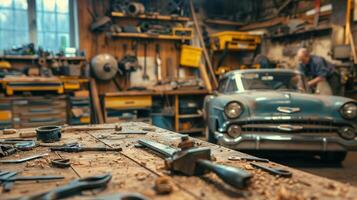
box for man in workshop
[297,48,341,95]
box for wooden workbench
[1,123,357,199]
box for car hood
[221,91,352,118]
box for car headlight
[224,102,243,119]
[340,102,357,120]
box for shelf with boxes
[0,52,91,129]
[103,89,208,134]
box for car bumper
[214,132,357,151]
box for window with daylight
[0,0,77,52]
[36,0,71,51]
[0,0,29,50]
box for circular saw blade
[91,54,118,81]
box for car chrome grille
[236,119,343,133]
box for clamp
[51,158,71,168]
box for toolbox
[180,45,202,68]
[104,95,152,109]
[209,31,261,51]
[12,96,67,128]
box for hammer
[138,139,252,189]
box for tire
[205,127,217,144]
[319,151,347,163]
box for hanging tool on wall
[155,44,162,84]
[142,41,150,80]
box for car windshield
[238,71,307,92]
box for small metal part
[36,126,62,143]
[228,156,269,163]
[250,163,292,177]
[0,153,48,164]
[51,158,71,168]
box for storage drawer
[0,110,12,121]
[105,95,152,109]
[16,119,66,128]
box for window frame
[0,0,78,50]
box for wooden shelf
[110,32,192,41]
[111,12,191,22]
[0,55,86,61]
[105,89,209,97]
[179,128,204,134]
[268,25,332,39]
[204,19,245,26]
[178,114,202,119]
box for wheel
[205,127,217,144]
[319,151,347,163]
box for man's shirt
[299,55,335,78]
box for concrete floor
[276,152,357,186]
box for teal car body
[204,69,357,156]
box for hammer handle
[197,159,252,189]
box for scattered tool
[155,44,162,84]
[19,173,111,200]
[19,130,37,138]
[0,171,64,192]
[142,41,149,80]
[114,130,148,135]
[0,153,48,164]
[0,144,16,157]
[138,139,252,189]
[93,192,149,200]
[36,126,62,143]
[250,163,292,178]
[0,139,37,151]
[1,171,17,192]
[51,158,71,168]
[50,143,122,152]
[228,156,270,163]
[63,125,122,132]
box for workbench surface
[1,122,357,200]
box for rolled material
[127,2,145,16]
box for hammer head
[165,147,211,176]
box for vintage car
[203,69,357,162]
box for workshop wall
[77,0,182,95]
[264,35,333,69]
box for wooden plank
[89,78,104,124]
[111,33,192,41]
[2,123,357,199]
[111,12,190,22]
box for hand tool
[1,171,17,192]
[0,171,64,192]
[0,139,37,151]
[36,126,62,143]
[19,173,111,200]
[142,41,149,80]
[113,130,148,135]
[50,143,122,152]
[228,156,270,163]
[62,124,122,132]
[155,44,162,83]
[0,144,17,157]
[250,163,292,178]
[138,139,252,189]
[51,158,71,168]
[94,192,149,200]
[0,153,48,164]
